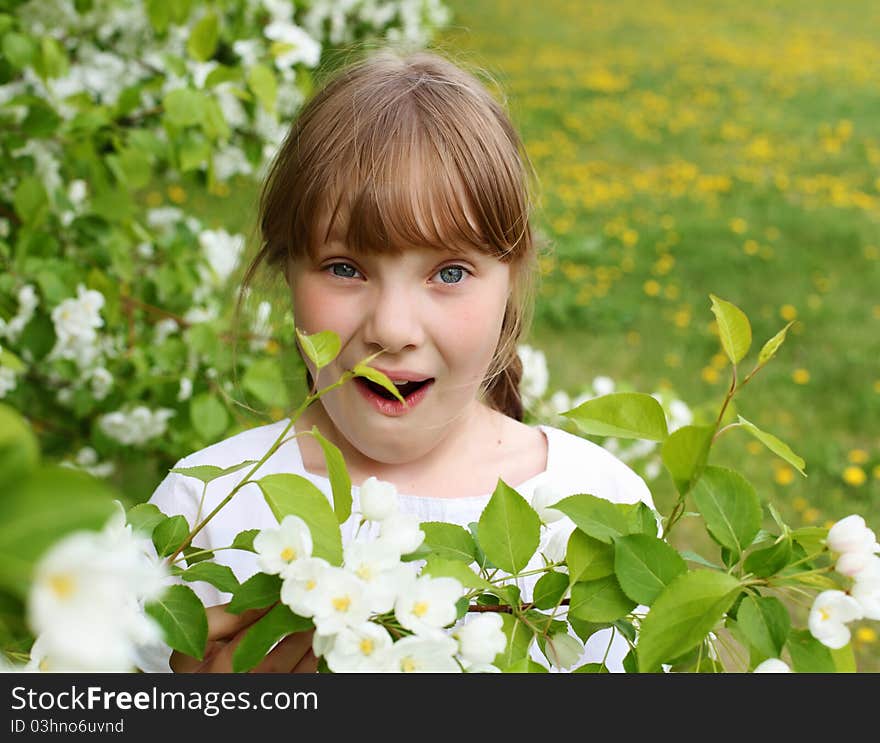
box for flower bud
[827,515,877,555]
[531,484,565,524]
[753,658,792,673]
[359,476,398,522]
[545,631,584,669]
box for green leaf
[0,404,39,493]
[613,534,687,605]
[13,176,49,227]
[171,459,258,484]
[232,603,314,673]
[661,424,713,496]
[566,529,615,582]
[553,493,629,544]
[0,345,26,373]
[620,501,659,536]
[228,573,282,615]
[790,527,826,558]
[232,529,260,552]
[187,12,219,61]
[310,426,351,524]
[679,550,722,570]
[786,629,835,673]
[145,585,208,660]
[493,613,533,671]
[743,537,792,578]
[152,515,190,557]
[736,415,806,476]
[573,663,610,673]
[692,466,762,559]
[737,595,790,659]
[562,392,669,441]
[182,545,213,565]
[163,88,207,127]
[636,570,741,672]
[476,479,541,574]
[758,321,794,366]
[504,659,550,673]
[709,293,752,364]
[242,358,290,407]
[201,96,230,141]
[351,362,406,404]
[421,556,491,590]
[419,522,478,564]
[0,466,116,597]
[2,32,36,69]
[35,36,68,80]
[295,328,340,371]
[532,571,569,610]
[125,503,166,537]
[831,642,857,673]
[256,473,343,565]
[247,63,278,113]
[190,393,229,441]
[180,562,240,595]
[569,576,636,622]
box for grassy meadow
[177,0,879,664]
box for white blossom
[517,344,549,404]
[146,206,184,233]
[325,621,393,672]
[808,590,863,649]
[264,21,322,70]
[280,556,331,618]
[827,515,878,557]
[851,556,880,620]
[545,631,584,669]
[0,284,39,342]
[153,318,179,344]
[49,284,106,370]
[531,484,566,524]
[254,515,314,576]
[90,366,113,400]
[198,229,245,285]
[394,576,462,638]
[177,377,193,402]
[309,567,371,635]
[99,405,175,446]
[753,658,792,673]
[359,476,399,522]
[452,613,505,666]
[344,539,416,613]
[592,375,615,397]
[377,511,424,556]
[0,367,17,398]
[383,634,461,673]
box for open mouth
[356,377,434,401]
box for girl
[138,48,655,673]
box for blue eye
[436,266,467,284]
[328,262,359,279]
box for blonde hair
[241,47,542,420]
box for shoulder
[147,418,294,521]
[540,424,655,508]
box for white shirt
[136,419,656,673]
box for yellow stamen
[332,595,351,612]
[49,574,75,599]
[359,638,375,656]
[412,601,429,617]
[280,547,296,562]
[819,607,831,622]
[401,657,418,672]
[356,565,373,581]
[305,579,316,591]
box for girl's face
[287,237,512,465]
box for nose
[361,282,425,354]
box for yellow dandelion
[842,466,867,487]
[780,305,798,322]
[701,366,720,384]
[746,441,762,455]
[792,369,810,385]
[710,352,728,370]
[664,284,680,300]
[729,217,748,234]
[872,306,880,320]
[743,239,759,255]
[848,449,869,464]
[862,245,879,260]
[664,353,681,368]
[792,496,808,512]
[673,309,691,328]
[660,214,676,230]
[211,182,231,198]
[856,627,878,644]
[874,380,880,394]
[622,229,639,247]
[146,191,163,207]
[765,227,781,241]
[873,464,880,480]
[774,467,795,486]
[807,294,822,310]
[802,507,820,524]
[626,330,641,346]
[643,279,661,297]
[167,184,187,204]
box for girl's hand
[170,603,318,673]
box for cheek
[438,290,509,372]
[292,280,355,338]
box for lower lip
[354,378,435,417]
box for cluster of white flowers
[0,364,16,398]
[0,285,38,343]
[49,284,107,370]
[808,515,880,649]
[302,0,450,47]
[198,228,245,286]
[517,344,550,408]
[59,446,115,479]
[25,503,167,672]
[99,405,175,446]
[254,477,507,672]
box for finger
[206,604,271,642]
[171,640,225,673]
[251,630,315,674]
[197,621,257,673]
[291,647,318,674]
